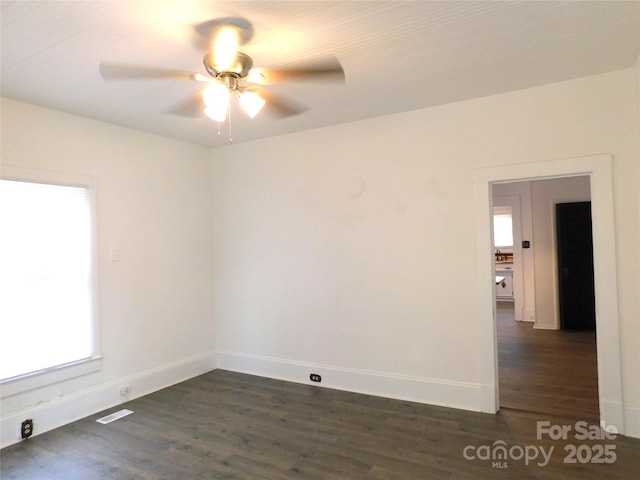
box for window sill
[0,356,103,398]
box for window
[0,169,100,387]
[493,207,513,247]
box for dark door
[556,202,595,330]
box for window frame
[0,166,101,398]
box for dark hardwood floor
[496,301,599,421]
[2,366,639,479]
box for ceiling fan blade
[257,57,345,84]
[99,62,200,81]
[251,87,308,118]
[166,94,205,118]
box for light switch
[110,248,121,262]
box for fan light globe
[239,91,266,118]
[203,84,230,122]
[246,68,266,84]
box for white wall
[211,69,640,435]
[633,37,640,438]
[0,98,216,447]
[530,176,591,330]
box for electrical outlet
[21,419,33,439]
[309,373,322,383]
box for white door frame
[473,154,624,433]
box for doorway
[493,177,598,420]
[556,201,596,331]
[473,154,624,432]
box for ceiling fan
[99,17,345,142]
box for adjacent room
[2,1,640,478]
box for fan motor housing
[203,52,253,80]
[218,73,240,89]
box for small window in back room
[0,176,98,382]
[493,206,513,248]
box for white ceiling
[2,1,639,148]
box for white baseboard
[533,323,557,330]
[216,351,482,412]
[599,399,626,435]
[1,351,216,449]
[622,405,640,439]
[4,350,637,447]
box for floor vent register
[96,409,134,424]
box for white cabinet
[496,265,514,300]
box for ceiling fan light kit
[203,84,230,123]
[99,16,345,143]
[239,90,266,118]
[201,49,266,124]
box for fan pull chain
[227,96,233,144]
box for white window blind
[0,179,94,381]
